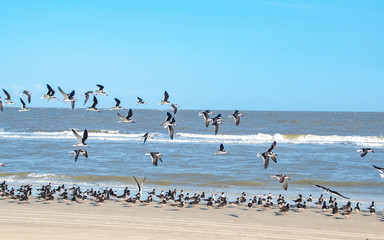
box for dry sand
[0,197,382,240]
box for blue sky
[0,0,383,111]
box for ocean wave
[0,130,383,146]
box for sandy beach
[0,197,381,240]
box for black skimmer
[373,165,384,179]
[71,129,89,147]
[19,98,30,112]
[229,110,243,126]
[87,96,100,112]
[280,203,290,214]
[145,152,163,166]
[368,201,375,215]
[58,87,76,110]
[160,112,176,140]
[357,148,374,157]
[142,132,153,144]
[2,89,15,105]
[209,114,222,135]
[159,90,171,105]
[19,90,32,103]
[354,202,360,213]
[272,175,290,190]
[136,97,147,105]
[84,91,93,105]
[133,176,145,199]
[215,143,228,155]
[95,84,108,96]
[170,104,180,114]
[313,184,350,199]
[117,109,135,123]
[71,149,88,162]
[198,110,213,128]
[41,84,58,101]
[110,98,124,110]
[257,141,277,169]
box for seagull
[272,175,290,190]
[136,97,147,105]
[41,84,58,100]
[215,143,228,155]
[145,152,163,166]
[229,110,243,126]
[142,132,153,144]
[373,165,384,179]
[198,110,213,128]
[160,112,176,140]
[357,148,374,157]
[159,90,171,105]
[71,149,88,162]
[95,84,108,96]
[72,129,89,147]
[170,104,180,114]
[313,184,350,199]
[58,87,76,110]
[117,109,135,123]
[19,98,30,112]
[2,89,16,105]
[110,98,124,110]
[84,91,93,105]
[19,90,32,103]
[87,96,100,112]
[257,141,277,169]
[133,176,146,199]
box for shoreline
[0,196,382,240]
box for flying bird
[58,87,76,110]
[160,112,176,140]
[170,104,180,114]
[133,176,146,199]
[198,110,213,128]
[95,84,108,96]
[19,98,30,112]
[257,141,277,169]
[41,84,58,100]
[142,132,153,144]
[159,91,171,105]
[209,114,222,135]
[229,110,243,126]
[136,97,147,105]
[84,91,93,105]
[373,165,384,179]
[117,109,135,123]
[357,148,374,157]
[272,175,290,190]
[20,90,32,103]
[215,143,228,155]
[71,149,88,162]
[2,89,15,105]
[72,128,89,147]
[145,152,163,166]
[87,96,100,112]
[313,184,350,199]
[110,98,124,110]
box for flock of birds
[0,84,383,217]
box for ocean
[0,107,383,204]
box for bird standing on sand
[87,96,100,112]
[117,109,135,123]
[357,148,374,157]
[313,184,350,199]
[229,110,243,126]
[272,175,290,190]
[257,141,277,169]
[19,98,30,112]
[71,149,88,162]
[72,129,89,147]
[145,152,163,166]
[110,98,124,110]
[215,144,228,155]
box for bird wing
[20,98,26,108]
[267,141,276,152]
[262,152,269,169]
[74,150,80,162]
[91,96,98,108]
[133,176,141,193]
[137,97,142,102]
[168,125,174,140]
[151,153,158,166]
[165,112,172,122]
[68,90,75,99]
[360,149,368,157]
[219,143,224,151]
[270,155,277,163]
[127,109,133,119]
[71,100,75,110]
[203,113,210,127]
[58,87,68,99]
[72,129,83,144]
[214,122,219,135]
[373,165,384,173]
[171,104,177,114]
[81,149,88,158]
[314,184,328,191]
[234,115,240,126]
[114,98,121,107]
[117,112,126,121]
[84,92,90,105]
[82,129,88,143]
[26,93,31,103]
[282,178,288,190]
[47,84,54,94]
[0,100,3,112]
[3,89,11,100]
[97,84,104,90]
[329,189,349,199]
[164,91,169,101]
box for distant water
[1,108,384,204]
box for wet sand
[0,197,382,240]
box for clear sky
[0,0,383,111]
